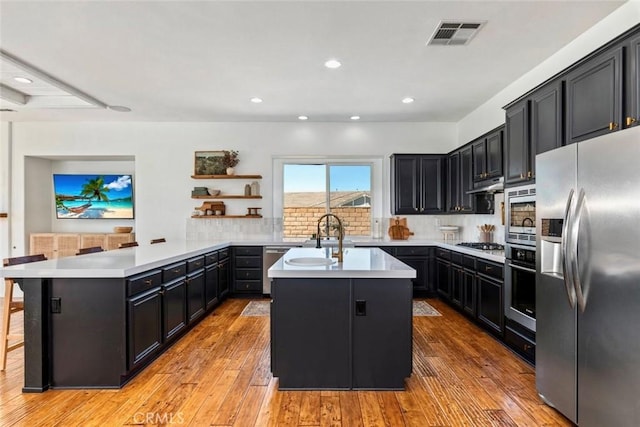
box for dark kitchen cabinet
[391,154,446,215]
[205,261,219,310]
[472,127,503,181]
[271,277,412,390]
[565,45,623,144]
[530,80,564,157]
[505,99,531,185]
[461,269,477,317]
[393,246,433,296]
[127,287,163,370]
[446,146,473,213]
[435,248,451,299]
[626,32,640,128]
[232,246,263,295]
[186,270,206,323]
[218,249,230,299]
[476,259,504,336]
[162,277,187,342]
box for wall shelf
[191,175,262,179]
[191,195,262,199]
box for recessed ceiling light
[350,116,360,121]
[250,97,263,103]
[107,105,132,112]
[324,59,342,69]
[298,115,308,120]
[402,97,415,104]
[13,76,33,84]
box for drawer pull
[144,279,153,285]
[626,117,637,127]
[608,122,618,131]
[173,269,182,274]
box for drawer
[477,259,504,280]
[235,280,262,293]
[162,262,186,282]
[235,256,261,268]
[205,252,218,265]
[505,326,535,363]
[395,246,430,257]
[463,255,476,270]
[127,270,162,297]
[186,256,205,272]
[218,248,230,260]
[235,269,261,280]
[234,246,262,256]
[436,248,450,260]
[451,252,463,266]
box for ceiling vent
[427,21,486,46]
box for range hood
[467,176,504,194]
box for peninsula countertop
[267,247,417,279]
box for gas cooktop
[457,242,505,251]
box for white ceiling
[0,0,626,123]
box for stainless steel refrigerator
[536,125,640,426]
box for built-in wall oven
[505,243,536,332]
[505,184,536,247]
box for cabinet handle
[626,117,637,127]
[524,344,533,351]
[159,289,166,296]
[520,173,524,179]
[608,122,618,131]
[527,171,532,179]
[144,279,153,285]
[173,269,181,274]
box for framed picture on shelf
[194,151,225,175]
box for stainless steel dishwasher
[263,245,300,295]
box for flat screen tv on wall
[53,174,134,219]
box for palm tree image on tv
[53,174,134,219]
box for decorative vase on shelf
[226,167,235,176]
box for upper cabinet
[505,100,531,185]
[565,45,624,144]
[626,32,640,128]
[390,154,446,215]
[446,146,474,213]
[530,79,564,157]
[472,126,503,181]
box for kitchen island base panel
[22,278,50,393]
[271,277,412,390]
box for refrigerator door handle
[561,188,577,308]
[571,188,588,313]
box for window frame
[273,156,383,235]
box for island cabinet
[271,277,412,390]
[231,246,263,295]
[186,256,206,323]
[204,251,219,310]
[218,248,230,298]
[390,154,446,215]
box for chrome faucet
[316,213,344,262]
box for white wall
[8,121,457,254]
[0,122,10,260]
[456,0,640,145]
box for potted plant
[222,150,239,175]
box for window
[282,163,372,238]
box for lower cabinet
[375,246,433,296]
[186,270,206,323]
[128,287,163,370]
[437,249,504,338]
[162,278,187,341]
[218,251,230,298]
[205,262,219,310]
[232,246,263,295]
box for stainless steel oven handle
[508,263,536,274]
[561,189,577,309]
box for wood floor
[0,298,571,426]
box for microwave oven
[505,184,536,246]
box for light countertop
[267,247,417,279]
[1,236,504,279]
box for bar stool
[118,241,139,249]
[1,254,47,371]
[150,238,166,244]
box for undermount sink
[285,257,337,266]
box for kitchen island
[268,247,416,390]
[0,241,228,392]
